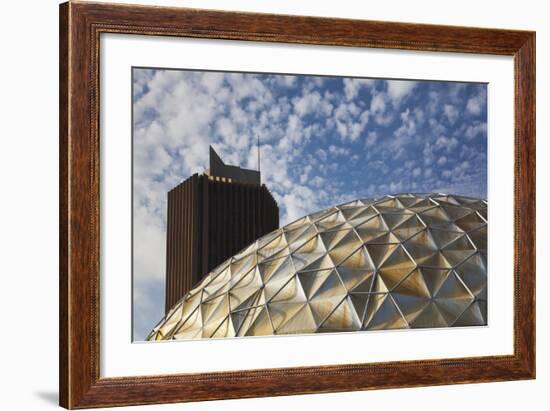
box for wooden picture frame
[59,1,535,408]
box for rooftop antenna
[257,134,261,181]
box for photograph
[133,68,488,341]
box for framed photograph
[59,1,535,408]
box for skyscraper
[164,146,279,313]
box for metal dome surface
[148,193,487,340]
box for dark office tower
[164,146,279,313]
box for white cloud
[226,73,272,102]
[343,78,375,101]
[423,142,435,166]
[310,176,326,189]
[426,91,441,116]
[275,75,297,88]
[369,91,391,126]
[200,72,225,94]
[333,102,369,141]
[434,136,459,153]
[285,114,311,145]
[328,145,350,156]
[387,80,417,103]
[370,92,386,114]
[389,180,404,192]
[466,90,486,115]
[280,185,320,224]
[292,90,333,118]
[428,118,447,136]
[464,122,487,139]
[299,164,313,184]
[316,148,328,162]
[392,108,417,149]
[365,131,378,147]
[443,104,459,124]
[133,206,166,283]
[404,160,415,170]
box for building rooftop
[205,146,260,185]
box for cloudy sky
[132,68,487,340]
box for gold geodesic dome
[148,193,487,341]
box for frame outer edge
[60,2,536,408]
[62,1,98,408]
[515,32,536,377]
[59,1,70,408]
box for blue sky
[132,68,487,340]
